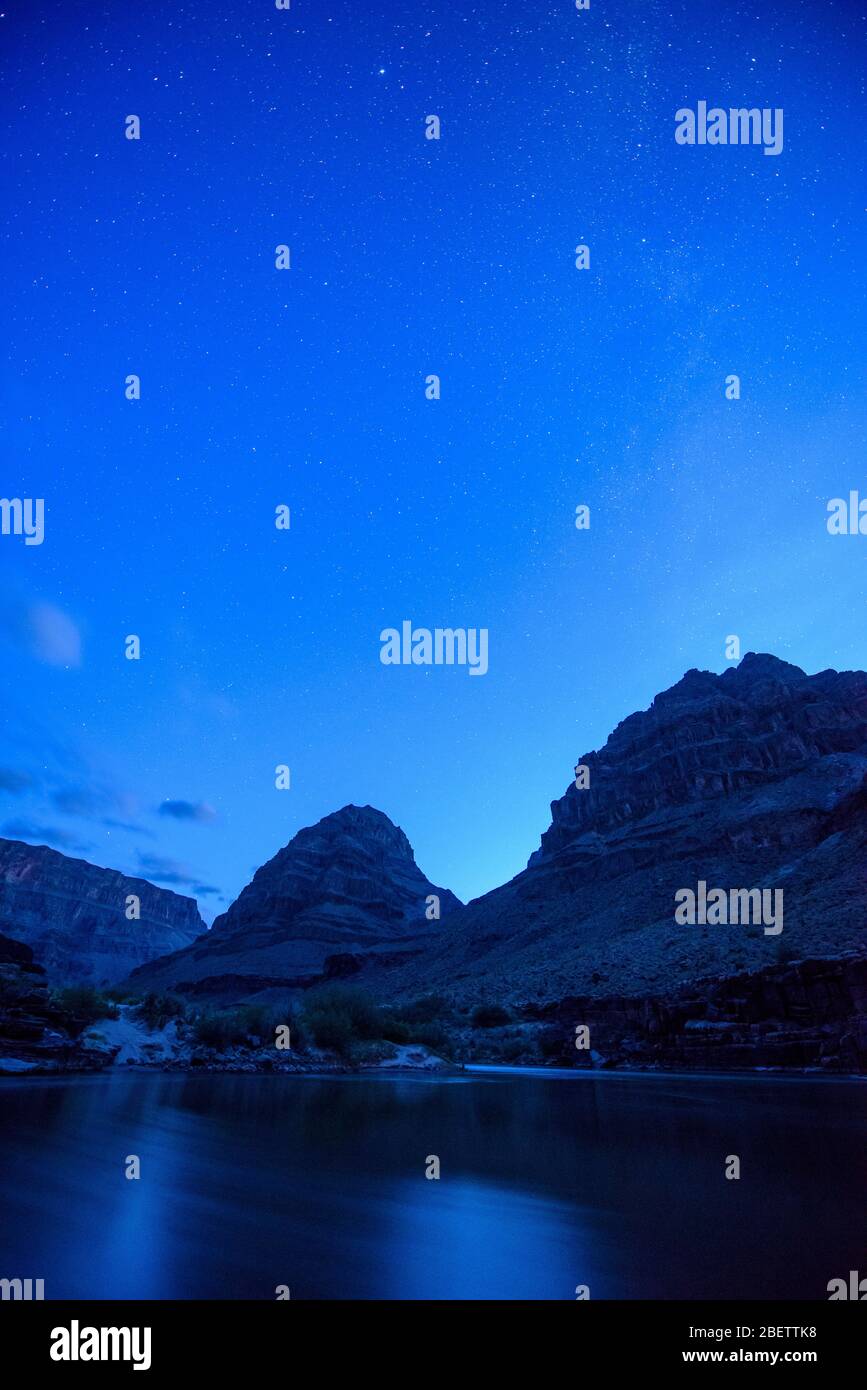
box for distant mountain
[0,838,206,986]
[369,653,867,1010]
[72,654,867,1070]
[127,804,460,999]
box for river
[0,1067,862,1299]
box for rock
[0,932,114,1073]
[78,1006,184,1065]
[0,838,206,986]
[8,653,866,1074]
[370,653,867,1019]
[127,805,459,999]
[517,955,867,1072]
[363,1042,457,1072]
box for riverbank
[2,930,865,1077]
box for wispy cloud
[3,819,92,855]
[134,852,222,903]
[0,768,33,794]
[49,783,152,838]
[135,851,195,885]
[28,602,82,668]
[102,817,154,838]
[52,785,101,817]
[0,587,82,669]
[157,800,218,824]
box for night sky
[2,0,866,916]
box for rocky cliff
[127,804,459,999]
[523,953,867,1071]
[366,654,867,1018]
[0,838,207,986]
[109,654,867,1071]
[0,932,115,1073]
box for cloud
[102,817,154,838]
[47,785,151,839]
[28,602,82,667]
[1,710,151,843]
[3,819,92,855]
[0,590,82,668]
[52,786,101,817]
[135,851,195,885]
[134,852,222,902]
[157,800,217,824]
[0,768,33,794]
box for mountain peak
[651,653,807,711]
[319,803,403,830]
[290,804,415,862]
[127,804,460,996]
[728,651,806,683]
[530,650,867,871]
[383,651,867,1019]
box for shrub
[470,1004,512,1029]
[104,984,138,1005]
[539,1028,568,1061]
[190,1003,289,1050]
[286,1008,310,1053]
[379,1015,411,1044]
[135,992,187,1031]
[50,985,119,1033]
[375,995,456,1050]
[300,984,384,1057]
[399,994,452,1025]
[192,1009,247,1049]
[235,1003,280,1043]
[499,1036,527,1063]
[407,1022,451,1053]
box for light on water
[0,1069,863,1300]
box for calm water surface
[0,1068,863,1299]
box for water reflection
[0,1069,863,1299]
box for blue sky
[2,0,866,915]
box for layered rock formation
[367,654,867,1024]
[34,652,864,1073]
[0,932,114,1073]
[127,804,459,1000]
[526,954,867,1071]
[0,838,206,986]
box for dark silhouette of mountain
[0,838,206,986]
[127,804,460,998]
[7,654,866,1071]
[372,653,867,1011]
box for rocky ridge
[363,654,867,1016]
[3,654,865,1073]
[127,804,459,999]
[0,838,206,986]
